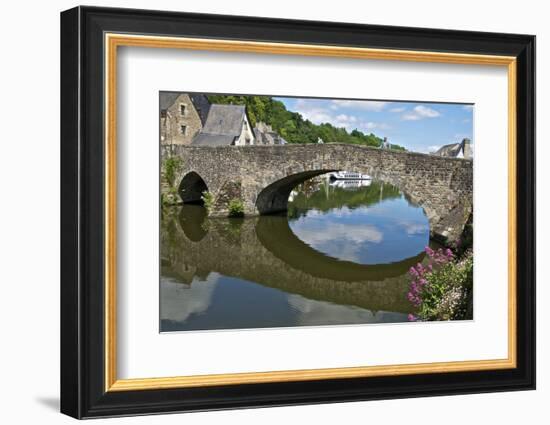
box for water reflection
[160,179,431,332]
[288,180,429,265]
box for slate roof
[200,104,246,136]
[433,138,473,159]
[189,94,211,125]
[159,92,181,111]
[159,92,211,125]
[191,133,237,146]
[433,142,462,157]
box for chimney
[462,138,472,159]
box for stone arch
[255,169,337,214]
[178,171,208,204]
[254,167,428,218]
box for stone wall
[161,144,473,243]
[160,93,203,145]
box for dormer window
[180,104,187,116]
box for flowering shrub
[408,247,473,322]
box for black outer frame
[60,5,536,419]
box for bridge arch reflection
[161,205,427,314]
[255,215,425,282]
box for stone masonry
[160,93,204,145]
[161,144,473,244]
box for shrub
[228,199,245,217]
[163,157,182,188]
[408,247,473,322]
[161,186,180,206]
[201,190,214,213]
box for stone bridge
[161,144,473,243]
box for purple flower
[408,314,417,322]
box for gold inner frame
[104,33,517,392]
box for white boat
[329,179,372,189]
[329,171,372,180]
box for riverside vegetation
[407,244,473,322]
[161,156,183,206]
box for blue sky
[275,97,473,153]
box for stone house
[253,121,288,145]
[191,104,255,146]
[433,138,473,159]
[160,92,210,145]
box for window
[180,125,187,135]
[180,104,187,116]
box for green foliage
[416,251,473,321]
[228,198,245,217]
[207,95,405,150]
[201,191,214,214]
[163,157,183,188]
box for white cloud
[402,105,441,121]
[293,99,390,132]
[333,114,360,131]
[331,100,388,112]
[335,114,357,122]
[462,105,474,110]
[419,145,442,154]
[293,99,334,124]
[286,294,406,325]
[291,221,383,247]
[397,221,430,235]
[362,122,391,131]
[390,107,406,113]
[160,274,218,323]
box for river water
[160,178,431,332]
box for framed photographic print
[60,6,536,419]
